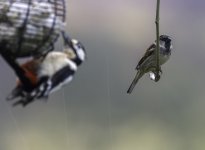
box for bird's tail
[127,71,143,94]
[6,87,24,101]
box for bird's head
[159,35,172,51]
[62,32,86,66]
[160,35,172,43]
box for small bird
[127,35,173,94]
[7,32,86,106]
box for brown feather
[136,43,156,70]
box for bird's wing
[136,43,156,70]
[31,65,75,99]
[50,65,75,91]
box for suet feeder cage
[0,0,66,58]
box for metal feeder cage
[0,0,66,58]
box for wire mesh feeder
[0,0,66,58]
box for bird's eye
[76,43,82,49]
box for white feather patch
[149,72,156,81]
[38,52,77,77]
[50,76,73,94]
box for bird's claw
[154,74,161,82]
[154,67,162,82]
[159,67,163,74]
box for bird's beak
[62,31,73,47]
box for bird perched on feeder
[6,32,86,106]
[127,35,173,94]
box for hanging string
[62,88,70,148]
[106,51,113,148]
[47,47,69,149]
[61,0,70,148]
[0,91,30,150]
[155,0,160,80]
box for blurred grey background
[1,0,205,150]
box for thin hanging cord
[155,0,160,80]
[106,53,113,148]
[61,0,70,149]
[48,50,69,148]
[0,91,29,150]
[62,88,70,148]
